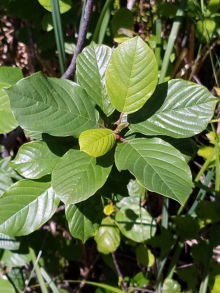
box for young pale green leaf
[0,180,59,236]
[0,66,23,133]
[6,72,97,137]
[115,205,156,242]
[52,149,113,205]
[129,80,217,138]
[76,42,114,116]
[66,195,103,243]
[38,0,72,13]
[105,36,158,114]
[0,278,16,293]
[79,128,116,157]
[115,138,193,205]
[10,140,70,179]
[94,217,120,254]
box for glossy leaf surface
[52,149,112,205]
[105,37,158,114]
[0,66,23,133]
[115,205,156,242]
[0,180,59,236]
[10,140,68,179]
[115,138,193,204]
[0,233,20,250]
[95,217,120,254]
[76,42,114,116]
[6,72,97,137]
[66,195,103,243]
[79,128,116,157]
[129,80,217,138]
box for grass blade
[50,0,66,74]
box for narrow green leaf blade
[10,140,69,179]
[129,80,217,138]
[79,128,116,157]
[66,195,103,243]
[52,149,112,205]
[6,72,97,137]
[0,180,59,236]
[115,205,156,242]
[94,217,120,254]
[76,42,114,116]
[105,36,158,114]
[115,138,193,205]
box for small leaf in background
[66,195,103,243]
[6,72,97,137]
[177,265,198,292]
[104,203,114,216]
[0,66,23,134]
[147,227,174,258]
[196,201,220,223]
[129,80,217,138]
[52,149,113,205]
[196,19,216,42]
[115,205,156,242]
[10,140,68,179]
[173,215,200,240]
[41,13,53,31]
[211,275,220,293]
[95,217,120,254]
[76,42,114,116]
[197,145,216,167]
[115,138,193,205]
[131,272,149,288]
[111,8,134,42]
[105,36,158,114]
[135,244,155,267]
[206,131,220,145]
[79,128,116,157]
[0,180,59,236]
[1,250,31,267]
[38,0,72,13]
[0,278,16,293]
[162,279,181,293]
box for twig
[112,252,127,291]
[62,0,93,79]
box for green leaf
[0,169,13,195]
[38,0,72,13]
[66,195,103,243]
[115,205,156,242]
[115,138,193,205]
[0,66,23,84]
[94,217,120,254]
[0,278,16,293]
[162,279,181,293]
[79,128,116,157]
[0,66,23,133]
[1,250,31,267]
[76,42,114,116]
[135,244,155,267]
[129,80,217,138]
[105,36,158,114]
[10,140,70,179]
[0,180,59,236]
[0,233,20,250]
[52,149,112,205]
[6,72,97,137]
[111,8,134,40]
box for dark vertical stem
[62,0,93,79]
